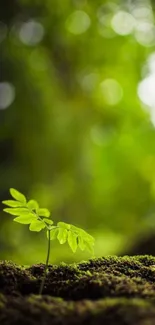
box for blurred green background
[0,0,155,265]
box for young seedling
[2,188,95,295]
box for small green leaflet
[3,208,31,216]
[29,220,46,232]
[38,208,50,218]
[10,188,26,204]
[77,236,86,251]
[68,230,77,253]
[14,215,35,224]
[57,222,71,230]
[57,228,68,244]
[27,200,39,211]
[2,200,24,208]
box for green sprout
[2,188,95,295]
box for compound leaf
[2,200,24,208]
[68,230,77,253]
[38,208,50,218]
[29,220,45,232]
[57,228,68,244]
[3,188,95,253]
[10,188,26,204]
[14,215,34,224]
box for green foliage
[3,188,94,254]
[3,188,52,232]
[57,222,94,253]
[48,221,94,253]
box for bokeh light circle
[19,20,44,46]
[66,10,91,35]
[100,79,123,105]
[0,82,15,110]
[111,11,135,35]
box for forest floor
[0,255,155,325]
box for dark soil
[0,255,155,325]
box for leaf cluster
[3,188,53,232]
[3,188,95,253]
[48,222,94,253]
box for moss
[0,260,36,295]
[0,256,155,324]
[0,294,155,325]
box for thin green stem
[39,229,51,295]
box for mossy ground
[0,256,155,324]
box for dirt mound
[0,256,155,324]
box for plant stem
[39,229,51,295]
